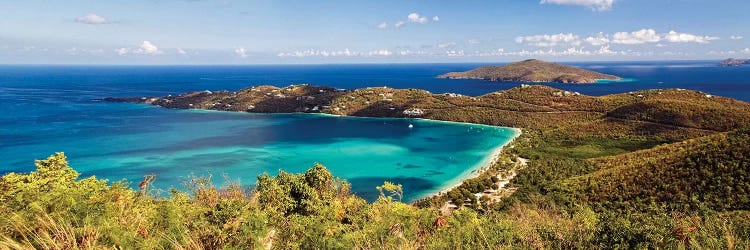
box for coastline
[417,127,521,201]
[178,106,524,201]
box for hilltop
[437,59,621,84]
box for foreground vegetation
[2,152,749,249]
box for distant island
[438,59,621,84]
[720,58,750,66]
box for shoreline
[417,127,521,201]
[143,103,524,201]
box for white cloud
[139,41,161,54]
[383,12,437,29]
[115,48,129,56]
[176,48,187,55]
[278,49,396,57]
[368,50,393,56]
[664,31,718,43]
[540,0,614,11]
[66,47,104,55]
[407,13,429,24]
[744,48,750,54]
[585,32,610,46]
[467,39,481,44]
[612,29,661,44]
[115,41,162,55]
[75,13,110,25]
[234,47,248,58]
[437,42,457,48]
[515,33,581,47]
[731,36,744,40]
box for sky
[1,0,749,64]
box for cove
[0,102,518,202]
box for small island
[438,59,621,84]
[720,58,750,67]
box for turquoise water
[5,61,747,201]
[0,95,517,201]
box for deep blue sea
[1,61,748,201]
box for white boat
[408,124,414,129]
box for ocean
[1,61,748,201]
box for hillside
[105,84,750,139]
[558,128,750,212]
[437,59,621,84]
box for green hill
[557,128,750,212]
[438,59,621,84]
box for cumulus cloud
[394,21,406,28]
[612,29,661,44]
[744,48,750,54]
[115,41,163,55]
[377,22,388,29]
[432,16,440,22]
[731,36,744,40]
[515,33,581,47]
[75,14,110,25]
[540,0,614,11]
[176,48,187,55]
[234,47,248,58]
[585,32,610,46]
[664,31,719,43]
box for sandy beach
[422,127,522,200]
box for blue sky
[1,0,749,64]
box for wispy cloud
[515,33,582,47]
[278,49,396,57]
[379,12,439,29]
[517,29,719,47]
[75,14,110,25]
[540,0,615,11]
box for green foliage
[1,153,749,249]
[560,128,750,212]
[376,181,403,202]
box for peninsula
[720,58,750,66]
[438,59,621,84]
[106,83,750,135]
